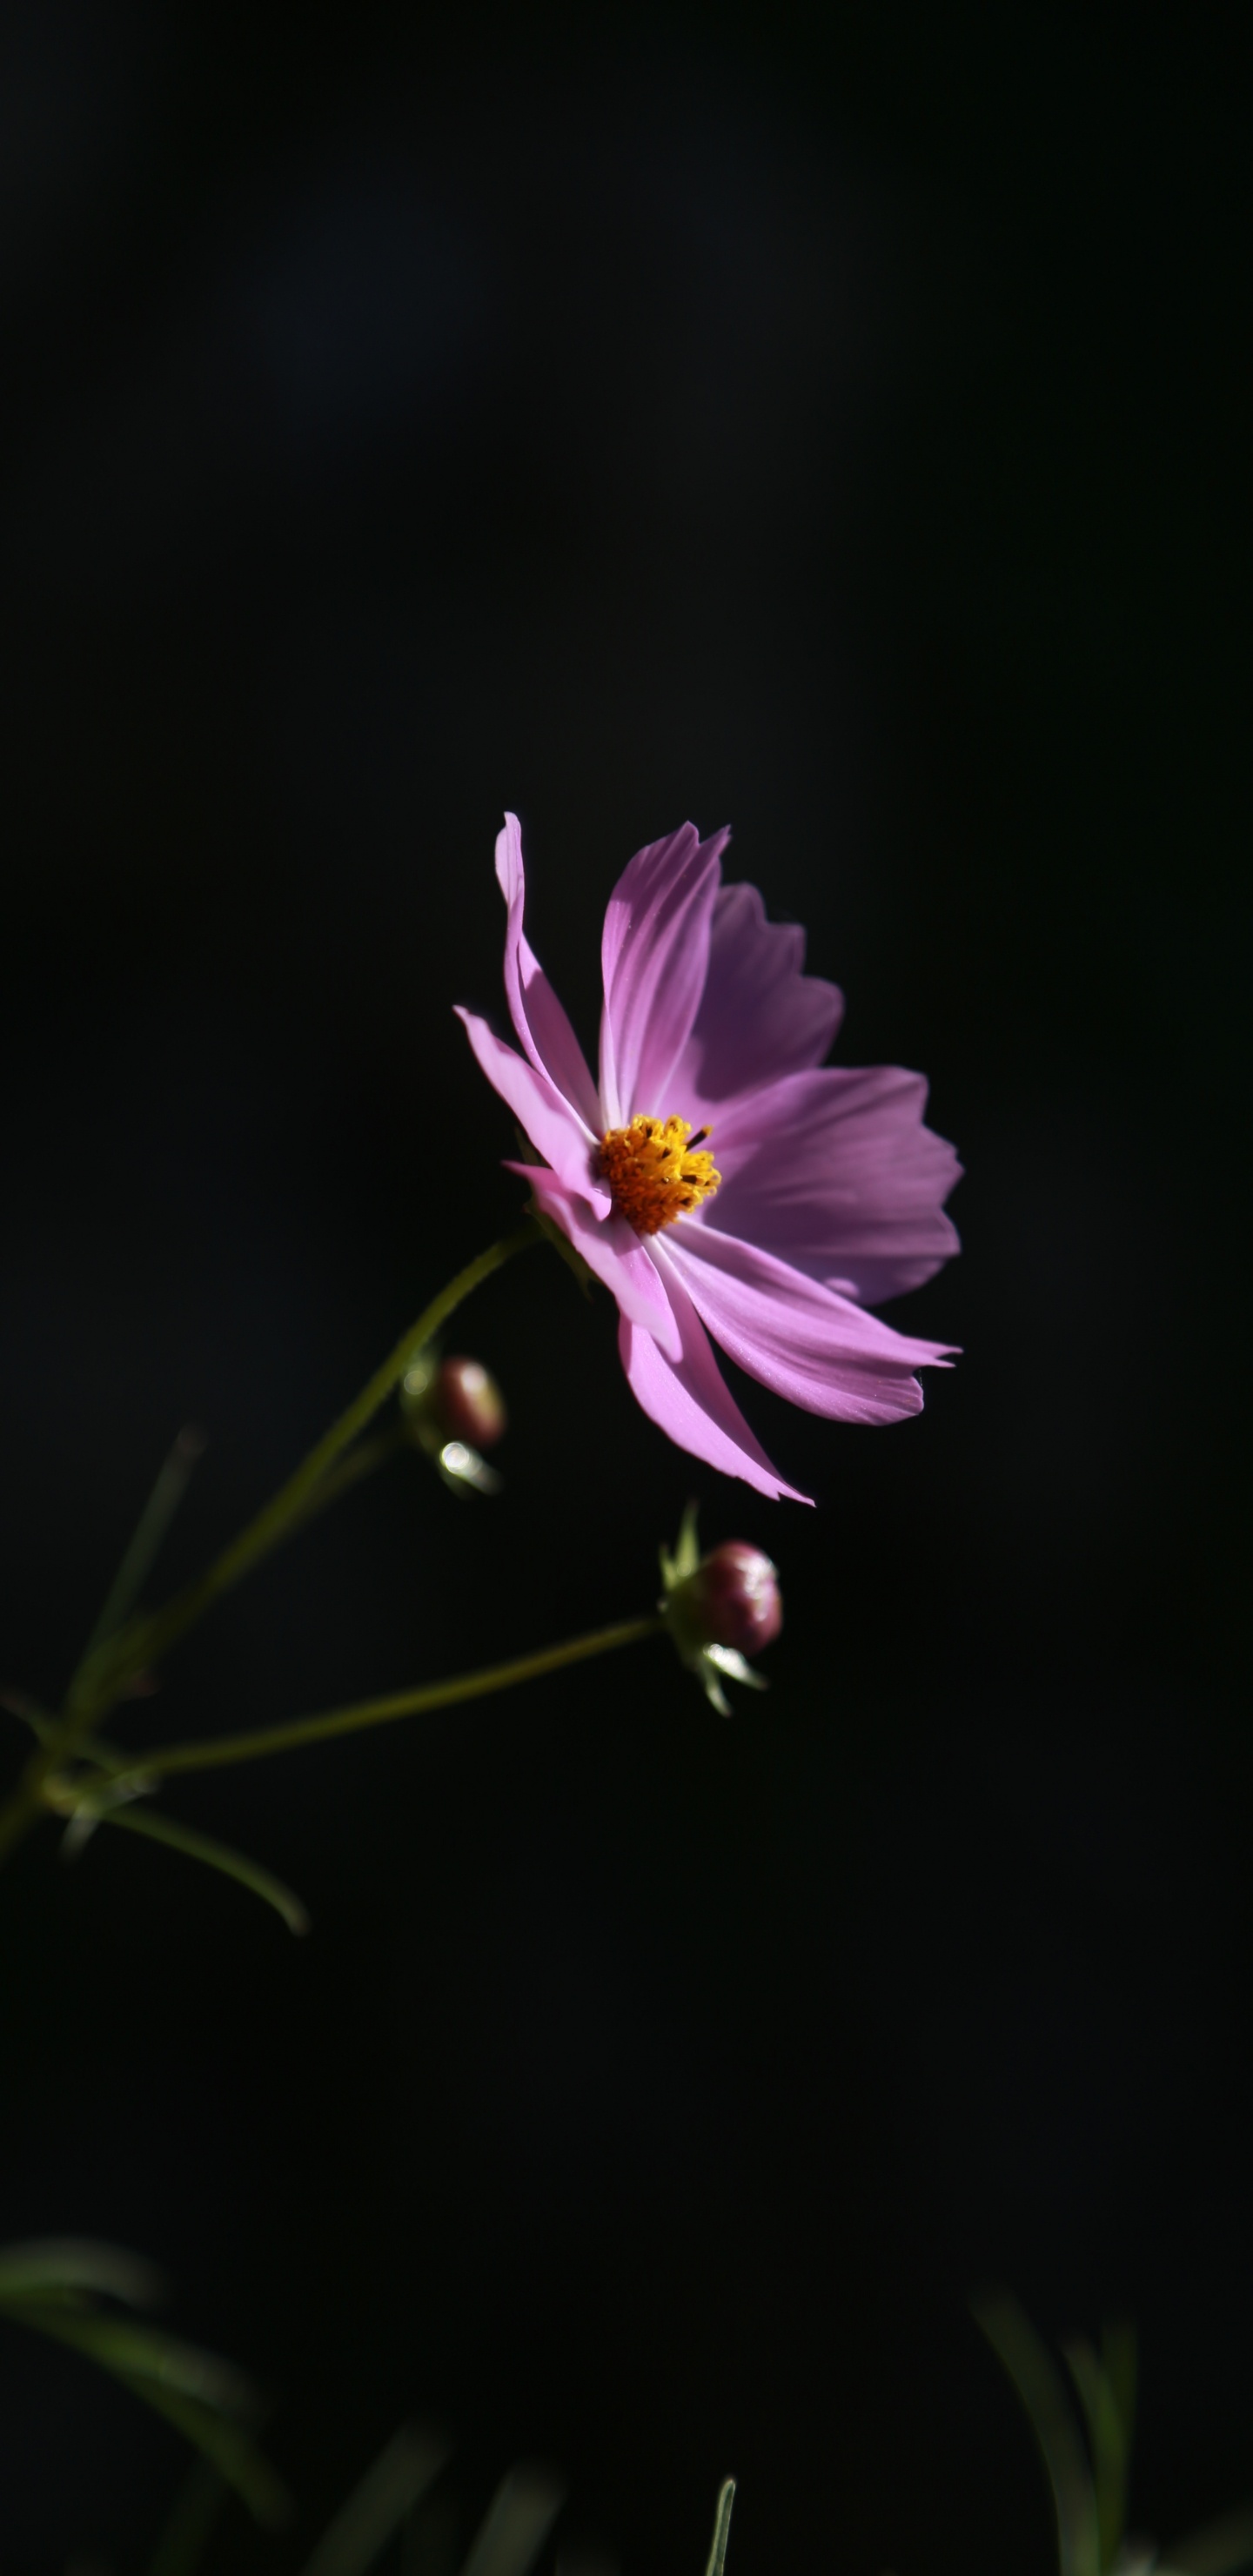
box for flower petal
[599,825,727,1126]
[702,1064,962,1303]
[666,1224,956,1425]
[456,1008,600,1194]
[671,880,844,1124]
[510,1164,682,1357]
[495,814,602,1130]
[620,1252,812,1504]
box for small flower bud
[659,1509,782,1714]
[686,1543,782,1655]
[424,1357,507,1451]
[400,1352,507,1495]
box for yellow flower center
[600,1114,721,1236]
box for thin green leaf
[124,2374,291,2527]
[76,1426,206,1669]
[1161,2507,1253,2576]
[83,1800,310,1935]
[0,2237,164,2308]
[3,2295,254,2413]
[974,2294,1101,2576]
[147,2459,227,2576]
[3,2296,290,2526]
[704,2479,735,2576]
[459,2466,567,2576]
[301,2425,450,2576]
[1064,2336,1130,2571]
[1101,2324,1137,2458]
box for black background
[1,6,1247,2569]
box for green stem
[0,1218,540,1868]
[102,1615,664,1788]
[94,1218,539,1693]
[283,1423,410,1528]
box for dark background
[1,5,1247,2568]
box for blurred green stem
[0,1218,540,1867]
[98,1615,664,1788]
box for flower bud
[425,1357,507,1451]
[400,1352,506,1494]
[676,1541,782,1655]
[659,1509,781,1714]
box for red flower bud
[424,1358,507,1451]
[679,1541,782,1656]
[660,1513,782,1712]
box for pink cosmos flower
[458,815,960,1504]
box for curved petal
[620,1252,812,1504]
[599,825,727,1126]
[511,1164,681,1357]
[456,1009,600,1194]
[701,1063,962,1304]
[670,881,844,1125]
[495,815,602,1130]
[667,1224,956,1426]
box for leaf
[0,2274,290,2529]
[974,2293,1101,2576]
[75,1425,206,1670]
[124,2374,291,2527]
[459,2465,567,2576]
[0,2236,164,2308]
[3,2297,255,2414]
[77,1799,311,1935]
[300,2425,451,2576]
[704,2480,735,2576]
[1101,2323,1137,2458]
[1063,2328,1136,2572]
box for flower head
[459,815,960,1502]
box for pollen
[600,1114,721,1237]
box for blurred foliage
[0,2237,290,2532]
[146,2427,567,2576]
[975,2297,1253,2576]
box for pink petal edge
[664,1223,956,1426]
[620,1254,813,1505]
[695,1062,962,1305]
[456,1008,599,1195]
[494,815,603,1131]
